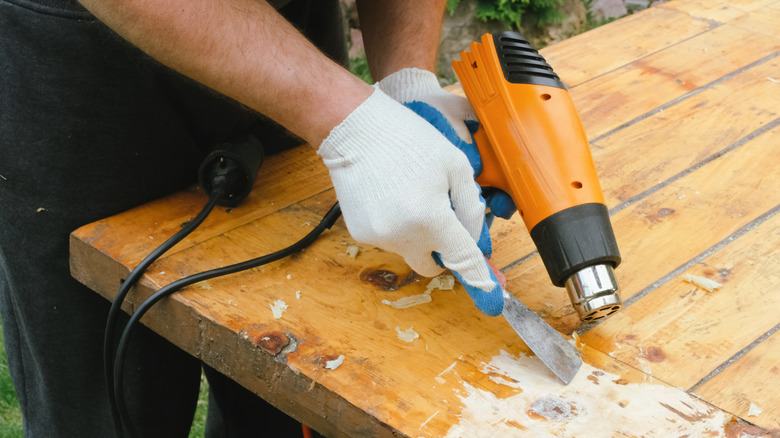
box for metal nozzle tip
[565,264,621,322]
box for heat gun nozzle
[565,264,621,322]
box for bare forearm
[356,0,447,80]
[78,0,373,146]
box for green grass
[350,54,373,84]
[189,374,209,438]
[0,319,209,437]
[0,320,23,438]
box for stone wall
[437,0,588,80]
[340,0,667,82]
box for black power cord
[103,191,223,438]
[113,202,341,437]
[104,134,266,436]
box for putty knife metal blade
[502,290,582,384]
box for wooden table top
[70,0,780,436]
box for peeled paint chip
[325,355,345,370]
[382,294,432,309]
[682,274,722,292]
[426,274,455,293]
[748,403,763,417]
[396,326,419,342]
[270,299,288,319]
[346,245,360,258]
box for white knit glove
[378,67,518,221]
[377,67,477,146]
[318,88,503,316]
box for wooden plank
[569,22,780,139]
[658,0,751,23]
[501,122,780,337]
[82,201,738,437]
[661,0,780,23]
[728,3,780,38]
[695,329,780,431]
[540,6,713,88]
[592,54,780,207]
[580,207,780,390]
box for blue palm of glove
[405,101,516,316]
[404,102,516,222]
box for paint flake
[270,300,288,319]
[380,274,455,309]
[345,245,360,258]
[682,274,722,292]
[396,326,419,343]
[325,355,345,370]
[382,294,432,309]
[425,274,455,293]
[748,403,763,417]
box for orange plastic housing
[452,33,606,232]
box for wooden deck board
[695,329,780,431]
[69,0,780,436]
[568,21,780,139]
[592,55,780,207]
[581,203,780,389]
[541,6,713,88]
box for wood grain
[503,122,780,335]
[695,329,780,431]
[569,21,780,139]
[581,207,780,389]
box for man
[0,0,509,435]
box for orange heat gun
[453,32,622,322]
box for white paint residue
[748,402,763,417]
[425,274,455,293]
[531,397,578,421]
[419,410,439,430]
[325,355,345,370]
[382,294,432,309]
[295,290,301,299]
[381,274,456,310]
[443,350,729,437]
[682,274,722,292]
[396,326,419,342]
[636,357,654,383]
[345,245,360,258]
[438,360,458,377]
[270,300,288,319]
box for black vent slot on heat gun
[492,31,566,89]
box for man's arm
[356,0,447,80]
[78,0,505,316]
[77,0,373,146]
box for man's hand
[377,68,517,221]
[318,88,504,316]
[376,68,521,316]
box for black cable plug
[199,134,265,207]
[105,134,263,437]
